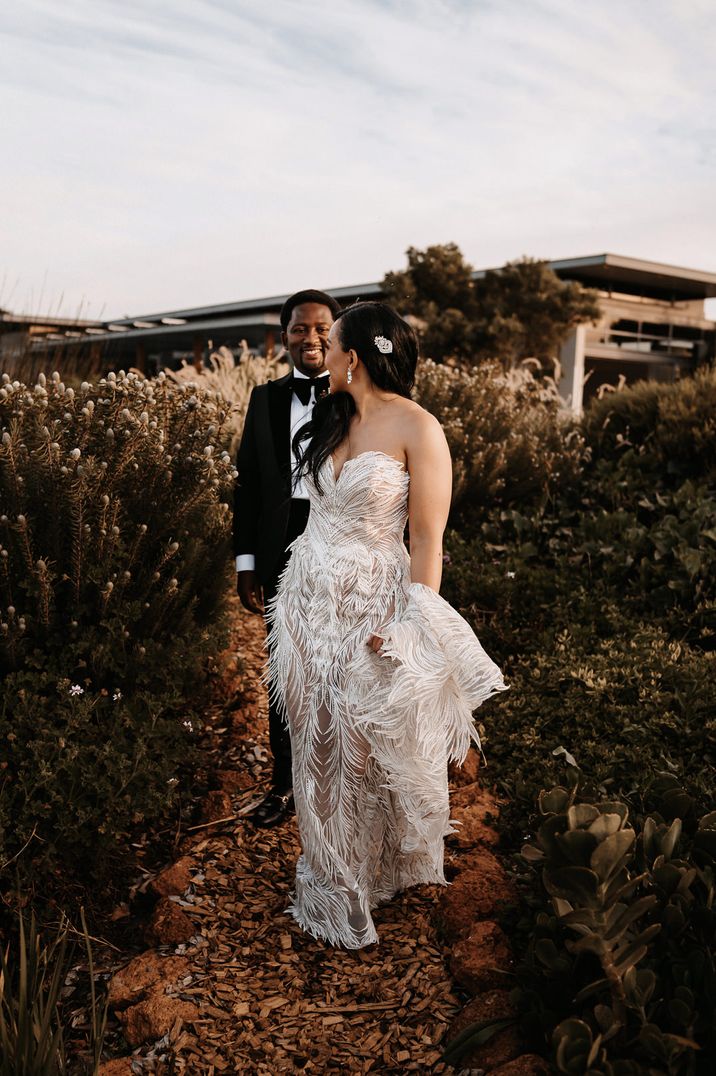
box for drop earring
[347,366,353,384]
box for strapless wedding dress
[265,450,506,949]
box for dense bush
[582,366,716,481]
[415,358,585,517]
[0,369,236,891]
[439,366,716,1070]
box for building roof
[12,254,716,354]
[472,253,716,300]
[105,280,384,328]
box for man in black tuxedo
[234,289,341,827]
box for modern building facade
[3,254,715,410]
[547,254,716,412]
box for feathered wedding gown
[265,450,506,949]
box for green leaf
[604,895,658,941]
[587,813,623,841]
[553,745,579,769]
[612,923,661,975]
[557,829,599,867]
[539,786,572,815]
[559,908,598,930]
[668,998,693,1027]
[520,842,545,863]
[574,978,611,1005]
[544,866,600,906]
[567,804,600,830]
[658,817,680,860]
[441,1016,516,1064]
[590,830,635,883]
[623,967,657,1008]
[553,1018,594,1073]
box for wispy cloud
[1,0,715,317]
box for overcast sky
[2,0,715,320]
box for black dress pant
[262,498,310,791]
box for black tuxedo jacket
[233,372,299,584]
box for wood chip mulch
[105,594,468,1074]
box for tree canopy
[382,243,601,369]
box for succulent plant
[520,777,714,1073]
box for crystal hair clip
[374,335,393,354]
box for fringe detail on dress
[260,451,507,949]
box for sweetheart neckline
[329,449,408,485]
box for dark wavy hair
[293,302,418,493]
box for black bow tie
[292,376,329,406]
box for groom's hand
[237,570,264,615]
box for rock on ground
[448,782,502,850]
[118,992,200,1048]
[107,951,189,1009]
[450,920,514,994]
[143,896,195,946]
[437,848,515,942]
[149,855,196,898]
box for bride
[265,301,506,949]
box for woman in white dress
[265,302,506,949]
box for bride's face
[325,321,353,392]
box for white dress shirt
[236,369,329,573]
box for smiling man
[233,289,342,827]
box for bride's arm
[366,412,452,653]
[405,412,453,592]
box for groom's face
[282,303,334,377]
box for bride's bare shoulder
[401,399,445,435]
[399,400,449,458]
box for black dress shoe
[248,788,294,828]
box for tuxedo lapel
[267,373,293,487]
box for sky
[1,0,715,321]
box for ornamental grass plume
[165,343,289,455]
[0,368,236,889]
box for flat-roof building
[3,253,714,410]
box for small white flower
[374,335,393,354]
[69,684,84,696]
[506,571,516,579]
[112,690,122,701]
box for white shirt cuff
[236,554,256,573]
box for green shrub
[583,366,716,482]
[0,369,235,889]
[517,775,716,1073]
[441,364,716,1073]
[414,357,586,517]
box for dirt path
[108,595,465,1074]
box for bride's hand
[366,633,384,653]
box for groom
[234,288,341,827]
